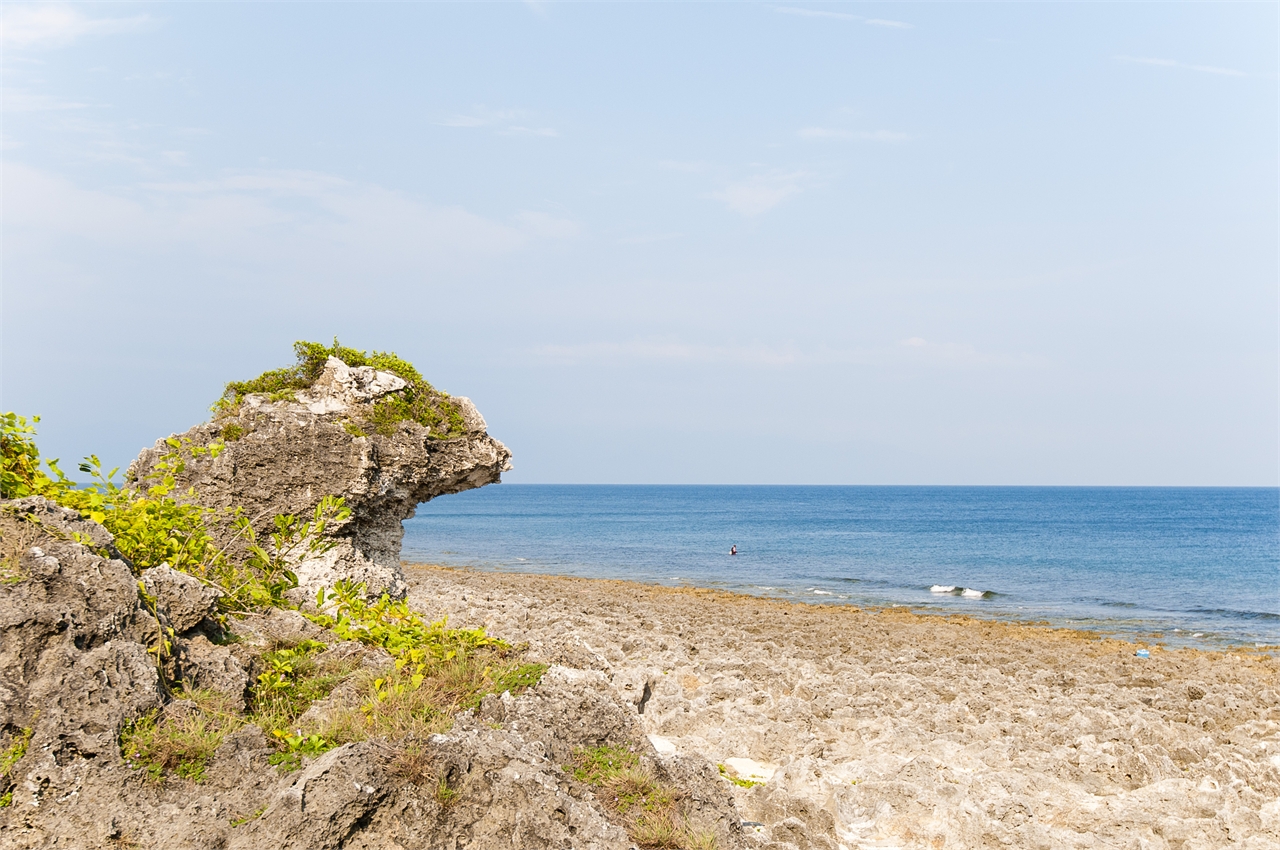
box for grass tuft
[569,745,717,850]
[120,689,243,783]
[717,763,762,788]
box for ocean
[402,485,1280,651]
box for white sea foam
[812,589,833,596]
[961,588,987,598]
[930,585,957,593]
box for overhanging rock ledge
[127,356,511,600]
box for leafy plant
[268,731,336,772]
[250,639,354,734]
[0,413,71,499]
[214,339,467,439]
[317,580,505,672]
[229,806,266,827]
[717,763,761,788]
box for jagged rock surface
[127,357,512,600]
[0,498,164,824]
[407,565,1280,850]
[0,502,744,850]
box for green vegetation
[0,725,33,806]
[230,806,266,827]
[0,414,350,618]
[716,763,761,788]
[215,339,466,438]
[569,745,718,850]
[115,589,548,783]
[2,414,547,786]
[121,689,243,783]
[307,581,547,744]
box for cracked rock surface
[406,564,1280,850]
[127,357,512,600]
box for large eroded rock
[0,498,164,821]
[127,357,512,600]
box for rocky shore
[407,564,1280,850]
[2,343,1276,849]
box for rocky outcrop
[0,498,164,816]
[127,357,512,601]
[0,500,747,850]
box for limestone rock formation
[0,498,164,818]
[127,356,512,601]
[0,500,744,850]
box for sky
[1,2,1276,485]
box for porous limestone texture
[127,357,512,600]
[407,565,1280,850]
[0,498,165,818]
[0,503,747,850]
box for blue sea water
[402,486,1280,651]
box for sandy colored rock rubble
[127,357,512,600]
[407,564,1280,850]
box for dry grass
[315,655,546,745]
[569,744,718,850]
[0,509,46,584]
[121,689,244,783]
[248,643,360,734]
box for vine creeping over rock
[216,339,466,438]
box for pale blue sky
[2,2,1275,484]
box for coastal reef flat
[407,564,1280,850]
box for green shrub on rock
[215,339,467,438]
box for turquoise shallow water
[403,485,1280,650]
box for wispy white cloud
[710,171,808,216]
[1,4,149,50]
[774,6,912,29]
[500,125,558,138]
[774,6,859,21]
[798,127,909,142]
[437,106,558,137]
[657,159,708,173]
[865,18,912,29]
[534,340,806,367]
[1117,55,1246,77]
[3,163,577,283]
[533,337,1024,369]
[515,210,579,239]
[0,88,90,112]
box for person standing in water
[730,545,737,556]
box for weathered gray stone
[179,635,250,709]
[229,607,325,648]
[126,357,512,600]
[142,564,221,633]
[0,498,163,815]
